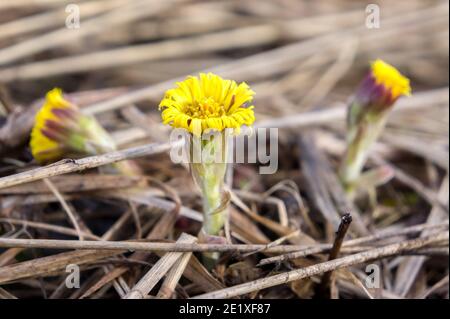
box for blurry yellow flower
[159,73,255,136]
[30,88,78,163]
[340,60,411,190]
[30,88,115,164]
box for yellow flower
[30,88,116,164]
[30,88,78,163]
[340,60,411,189]
[159,73,255,135]
[370,59,411,100]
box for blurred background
[0,0,447,132]
[0,0,448,162]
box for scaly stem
[340,111,387,194]
[201,170,226,235]
[189,131,229,267]
[199,163,227,268]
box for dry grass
[0,0,448,299]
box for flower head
[355,59,411,110]
[340,60,411,190]
[159,73,255,136]
[30,88,115,164]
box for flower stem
[340,111,387,194]
[202,171,226,235]
[189,132,229,267]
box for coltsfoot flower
[340,59,411,190]
[159,72,255,136]
[30,88,138,175]
[160,73,255,266]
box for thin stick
[192,232,449,299]
[0,233,446,254]
[0,140,179,189]
[257,221,449,266]
[0,238,326,253]
[326,214,353,261]
[124,233,197,299]
[157,250,194,299]
[43,178,84,241]
[0,218,100,240]
[242,230,301,258]
[319,213,352,295]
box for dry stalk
[0,233,447,255]
[124,233,197,299]
[0,140,180,189]
[258,221,449,266]
[193,232,449,299]
[156,250,194,299]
